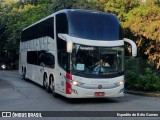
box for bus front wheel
[43,74,51,93]
[50,76,58,98]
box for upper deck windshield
[71,44,124,78]
[68,10,122,40]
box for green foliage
[72,0,98,11]
[139,68,160,91]
[122,1,160,69]
[93,0,140,21]
[123,4,160,42]
[125,58,160,92]
[125,57,140,89]
[50,0,99,12]
[0,0,53,50]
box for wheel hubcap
[44,76,47,88]
[52,81,55,93]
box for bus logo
[98,85,102,89]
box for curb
[125,90,160,97]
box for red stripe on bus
[66,73,72,80]
[66,81,72,94]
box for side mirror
[58,33,73,53]
[124,38,137,57]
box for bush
[125,58,160,92]
[139,68,160,91]
[125,66,140,90]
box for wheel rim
[23,69,26,79]
[51,77,55,93]
[43,75,47,88]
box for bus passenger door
[55,66,66,94]
[58,69,66,93]
[57,50,68,93]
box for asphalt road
[0,70,160,120]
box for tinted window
[27,51,55,68]
[56,13,68,70]
[56,13,68,52]
[58,50,68,70]
[38,50,46,65]
[21,17,54,42]
[44,53,55,68]
[27,51,38,65]
[68,11,122,40]
[56,13,68,34]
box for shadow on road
[0,79,13,88]
[56,96,122,104]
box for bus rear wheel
[23,68,26,80]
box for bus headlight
[114,80,124,86]
[72,80,84,86]
[118,80,124,86]
[72,81,79,86]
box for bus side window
[58,50,67,70]
[44,53,55,68]
[39,53,45,66]
[56,13,68,34]
[27,51,38,65]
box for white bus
[19,9,137,98]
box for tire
[50,76,58,98]
[43,74,51,93]
[23,68,27,80]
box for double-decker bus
[19,9,137,98]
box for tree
[0,0,53,50]
[51,0,98,12]
[92,0,140,21]
[123,0,160,69]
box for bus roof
[22,9,119,31]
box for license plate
[94,92,105,96]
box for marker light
[67,41,73,53]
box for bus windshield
[71,44,124,78]
[68,11,121,40]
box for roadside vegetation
[125,57,160,92]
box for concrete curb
[125,90,160,97]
